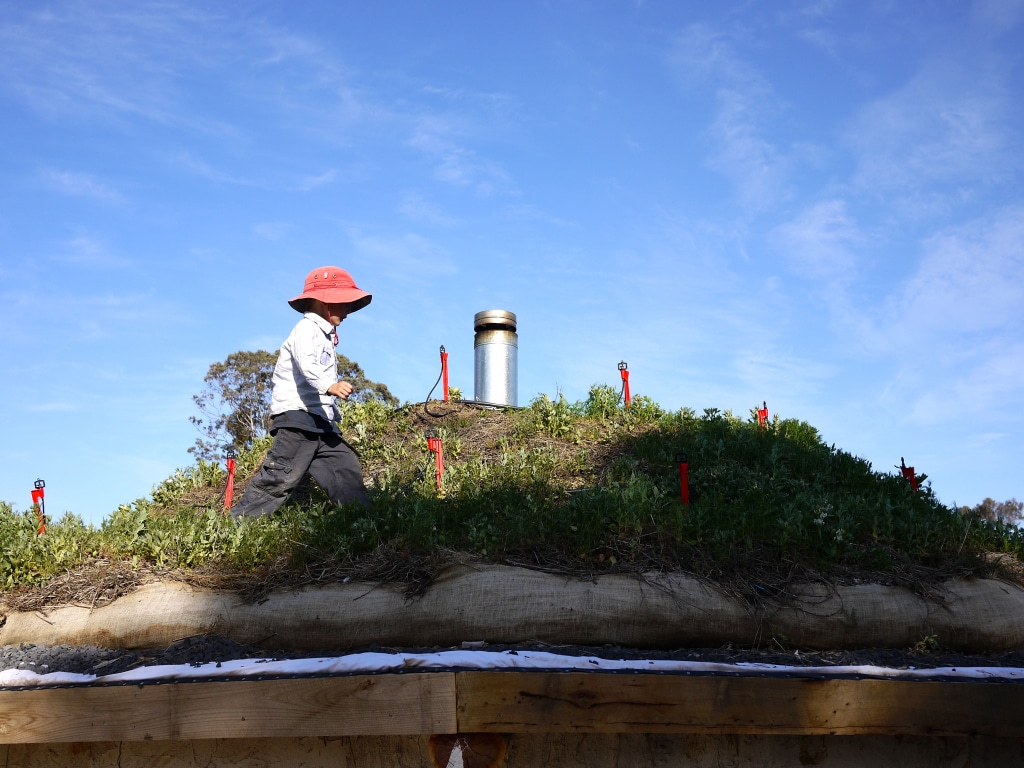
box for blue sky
[2,0,1022,527]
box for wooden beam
[0,673,457,744]
[2,671,1023,744]
[455,672,1024,738]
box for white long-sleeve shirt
[269,313,341,423]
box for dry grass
[1,560,157,614]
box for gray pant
[231,428,369,518]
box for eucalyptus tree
[189,349,397,461]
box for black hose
[422,345,524,416]
[424,365,447,417]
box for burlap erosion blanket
[2,565,1023,653]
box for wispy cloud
[668,23,792,212]
[771,199,864,284]
[398,192,461,227]
[970,0,1024,35]
[253,222,291,241]
[883,206,1024,343]
[779,0,842,55]
[2,2,518,201]
[0,288,158,347]
[732,345,837,401]
[947,342,1024,413]
[402,85,521,197]
[409,116,511,195]
[501,204,575,228]
[0,3,351,142]
[707,87,789,211]
[28,401,78,413]
[862,207,1024,426]
[171,152,255,186]
[0,3,224,129]
[348,230,458,281]
[39,169,126,204]
[896,340,1024,426]
[847,60,1015,202]
[292,169,338,192]
[668,23,753,87]
[835,206,1024,363]
[59,234,132,268]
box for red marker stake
[440,346,450,402]
[900,457,918,493]
[618,361,631,408]
[676,454,690,506]
[427,435,445,492]
[224,456,237,510]
[757,401,768,429]
[31,479,46,535]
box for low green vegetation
[3,386,1023,593]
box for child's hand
[327,381,354,399]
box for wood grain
[455,672,1024,737]
[2,671,1023,744]
[0,673,456,744]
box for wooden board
[0,673,456,744]
[456,672,1024,737]
[3,670,1024,744]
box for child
[232,267,372,518]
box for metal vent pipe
[473,309,518,407]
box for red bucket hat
[288,267,372,313]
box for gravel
[0,636,280,677]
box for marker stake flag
[677,453,690,506]
[31,479,46,535]
[900,458,918,493]
[427,435,445,492]
[440,346,450,402]
[225,456,237,510]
